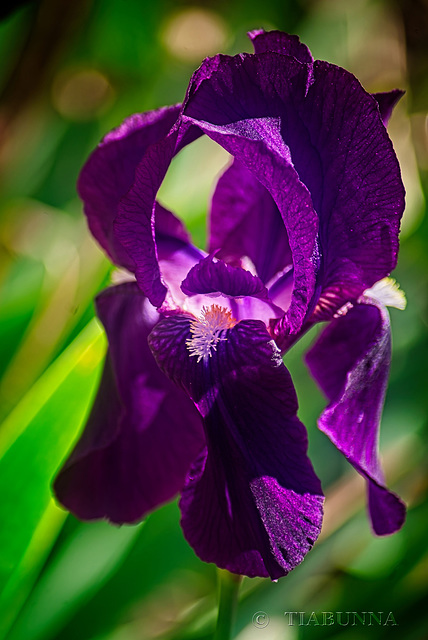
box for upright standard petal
[155,202,191,244]
[372,90,404,127]
[54,283,204,524]
[78,106,180,271]
[184,52,320,334]
[186,48,404,322]
[297,62,405,312]
[305,301,405,534]
[249,29,314,66]
[113,127,179,307]
[149,314,323,579]
[209,160,292,285]
[113,116,205,307]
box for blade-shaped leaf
[0,319,106,638]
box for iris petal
[112,114,204,307]
[248,29,314,66]
[184,49,405,327]
[298,62,405,307]
[209,160,292,284]
[305,300,406,534]
[155,202,191,244]
[54,283,204,524]
[78,106,181,271]
[181,255,269,299]
[183,52,321,334]
[248,30,403,131]
[372,90,404,127]
[149,316,323,579]
[114,128,179,306]
[184,121,319,334]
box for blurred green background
[0,0,427,638]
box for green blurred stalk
[214,569,242,640]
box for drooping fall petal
[305,300,405,534]
[149,314,323,579]
[54,283,204,523]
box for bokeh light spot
[52,68,114,121]
[161,8,228,62]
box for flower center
[186,304,237,362]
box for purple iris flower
[54,30,406,580]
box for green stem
[214,569,242,640]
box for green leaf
[6,519,143,640]
[0,257,45,380]
[0,319,106,638]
